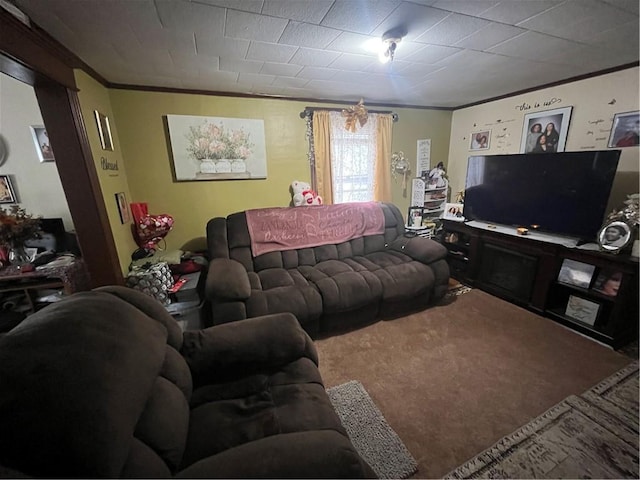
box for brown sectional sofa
[0,286,375,478]
[205,202,449,336]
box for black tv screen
[463,151,621,241]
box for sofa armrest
[389,235,448,264]
[204,258,251,301]
[176,430,376,479]
[181,312,318,385]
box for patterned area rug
[327,380,418,479]
[445,362,639,479]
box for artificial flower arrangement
[0,205,41,248]
[185,120,253,160]
[605,193,640,227]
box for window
[329,111,378,203]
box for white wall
[448,67,640,213]
[0,73,74,230]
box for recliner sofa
[206,202,449,336]
[0,286,375,478]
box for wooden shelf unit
[439,220,639,348]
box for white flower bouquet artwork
[167,115,267,180]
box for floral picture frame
[520,106,572,153]
[0,175,17,204]
[166,114,267,181]
[94,111,114,151]
[29,125,54,162]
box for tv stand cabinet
[440,220,638,349]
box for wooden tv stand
[440,219,639,349]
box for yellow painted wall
[109,89,452,251]
[448,67,640,213]
[74,70,137,275]
[390,108,452,216]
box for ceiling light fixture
[379,33,402,64]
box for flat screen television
[463,150,621,241]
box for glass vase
[9,245,31,266]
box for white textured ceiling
[10,0,640,108]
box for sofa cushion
[244,269,323,330]
[299,260,383,314]
[349,251,436,302]
[181,358,342,468]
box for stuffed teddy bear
[291,180,323,206]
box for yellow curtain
[374,114,392,202]
[312,110,333,204]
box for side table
[0,258,90,314]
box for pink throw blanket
[246,202,385,257]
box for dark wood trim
[33,81,123,287]
[1,8,123,288]
[299,106,399,121]
[0,8,76,89]
[107,82,455,111]
[457,62,640,110]
[0,8,109,88]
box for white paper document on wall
[416,139,431,178]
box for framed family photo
[115,192,130,224]
[520,106,572,153]
[0,175,17,204]
[407,206,424,228]
[597,220,632,253]
[469,130,491,151]
[443,202,464,221]
[29,125,54,162]
[607,111,639,148]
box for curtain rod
[299,106,399,122]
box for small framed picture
[608,111,639,148]
[94,110,114,151]
[115,192,130,224]
[0,175,17,204]
[29,125,54,162]
[407,206,424,228]
[597,221,632,253]
[592,269,622,297]
[469,130,491,150]
[520,106,572,153]
[565,295,600,326]
[557,259,596,288]
[443,203,464,221]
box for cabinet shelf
[439,219,638,348]
[554,281,616,303]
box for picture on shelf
[592,270,622,297]
[565,295,600,326]
[597,221,632,253]
[407,206,424,228]
[443,203,464,221]
[557,258,596,288]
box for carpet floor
[445,361,639,478]
[314,288,632,478]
